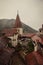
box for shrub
[27,39,34,53]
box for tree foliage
[27,39,34,53]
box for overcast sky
[0,0,43,30]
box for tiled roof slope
[25,51,43,65]
[14,14,22,28]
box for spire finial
[17,10,19,15]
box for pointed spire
[17,10,19,15]
[14,11,22,28]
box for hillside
[0,19,37,33]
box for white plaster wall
[17,28,23,34]
[8,34,18,47]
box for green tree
[27,39,34,53]
[15,42,22,52]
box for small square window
[13,39,16,41]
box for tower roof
[14,13,22,28]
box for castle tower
[11,12,23,47]
[14,12,23,35]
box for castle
[2,13,43,51]
[0,12,43,65]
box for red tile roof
[21,33,35,38]
[33,51,43,65]
[25,51,43,65]
[0,47,15,65]
[2,28,17,36]
[32,35,43,44]
[14,14,22,28]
